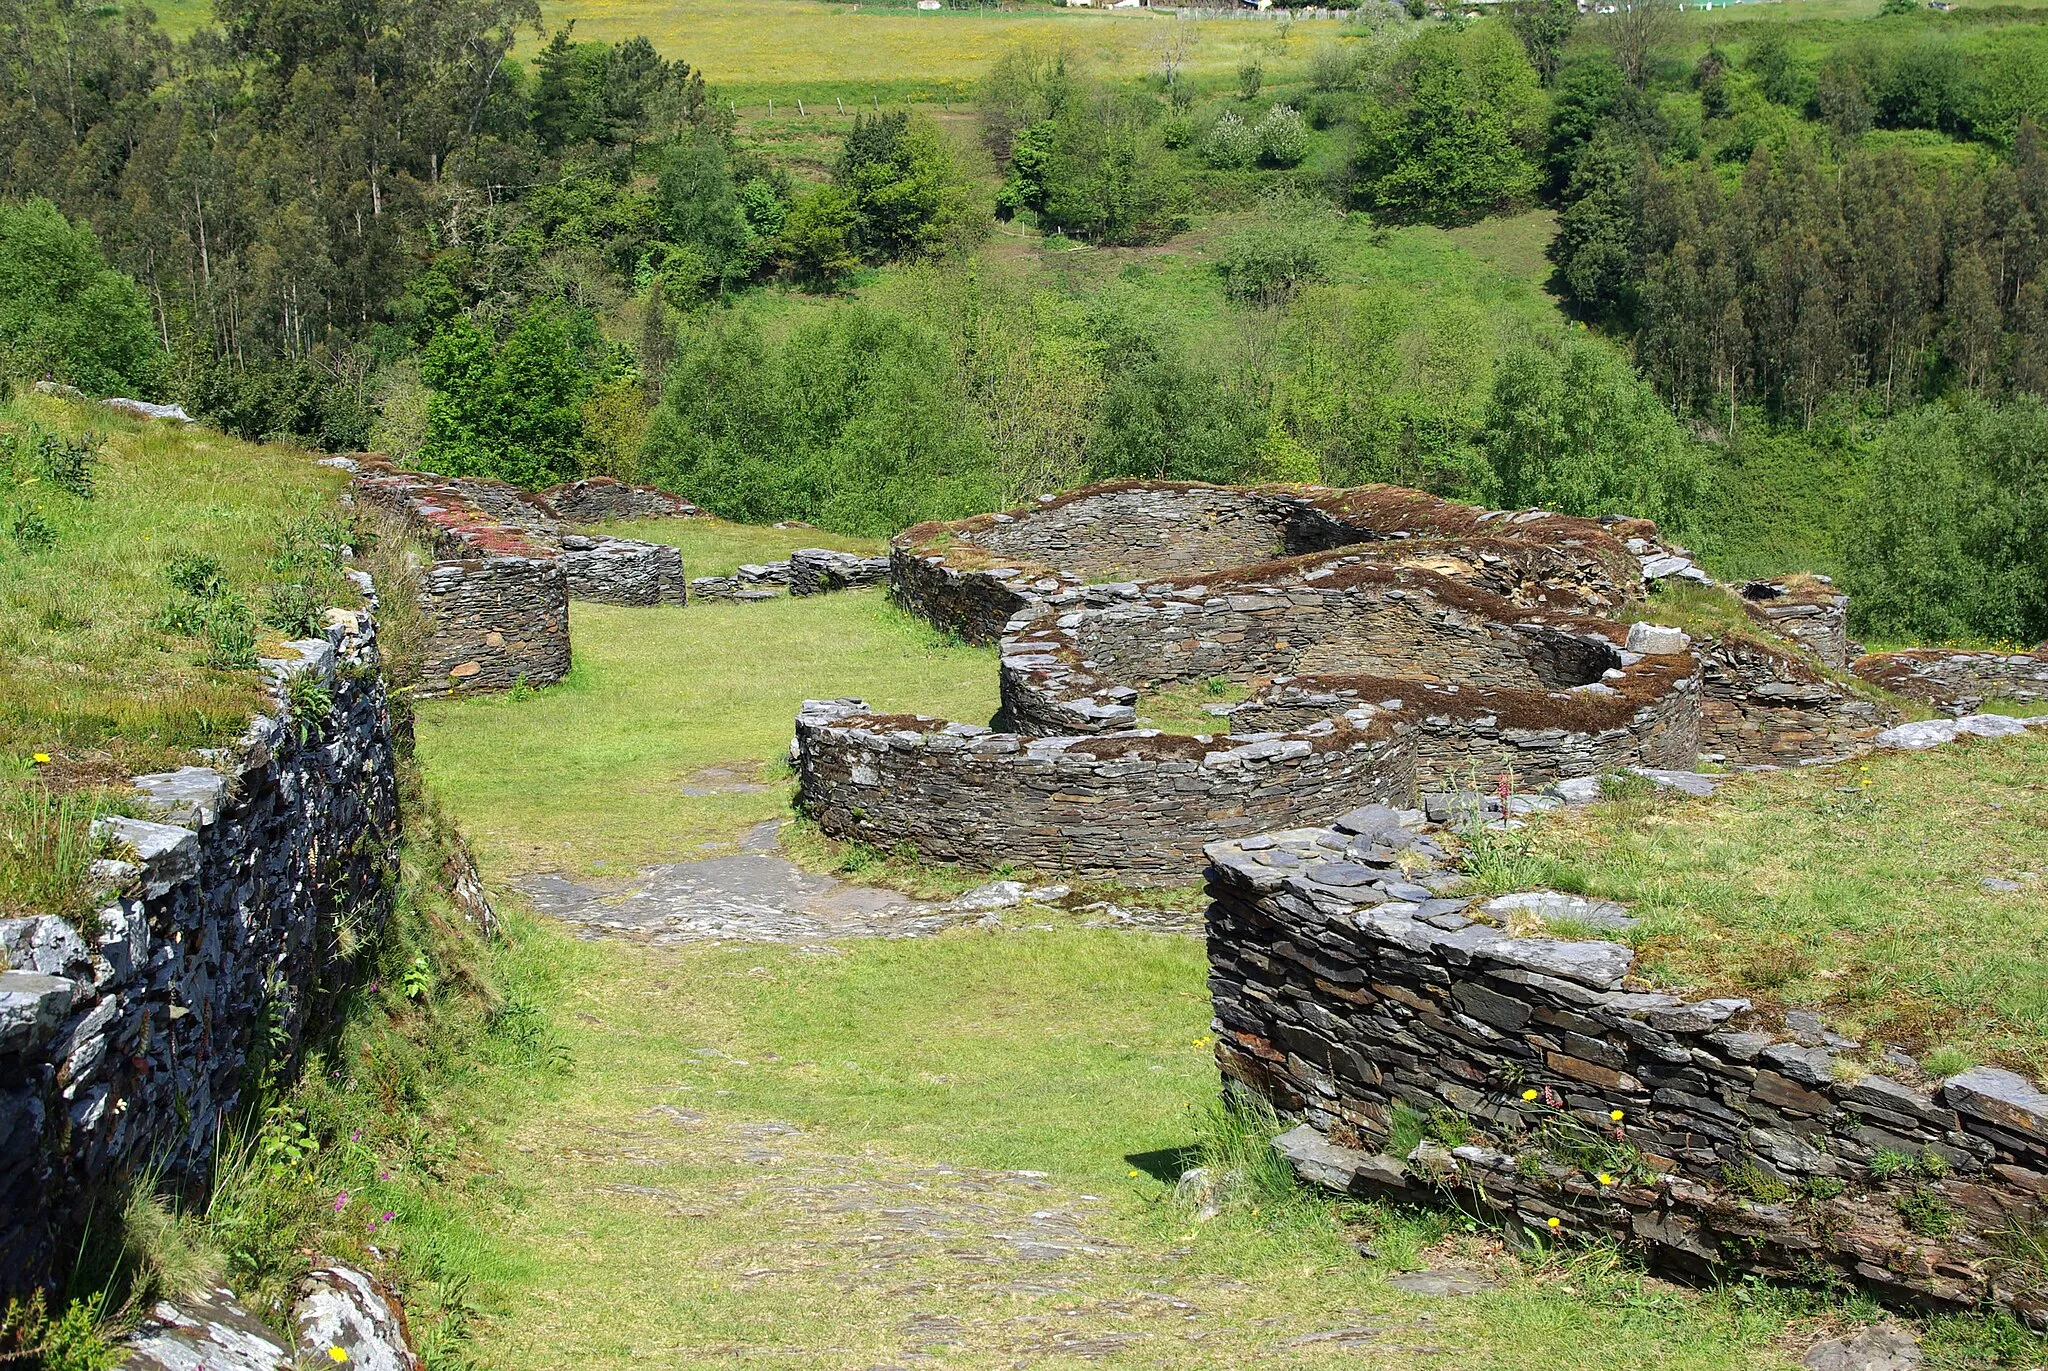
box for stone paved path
[517,821,1202,946]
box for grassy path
[453,924,1810,1370]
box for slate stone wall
[1854,649,2048,717]
[351,465,571,696]
[416,556,571,696]
[789,548,891,597]
[793,699,1416,884]
[1740,579,1851,669]
[967,486,1297,581]
[1204,822,2048,1321]
[888,546,1072,646]
[541,477,703,523]
[0,592,400,1293]
[558,535,686,607]
[1697,637,1892,765]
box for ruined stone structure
[0,584,400,1291]
[1205,811,2048,1323]
[795,482,1710,881]
[789,548,892,597]
[1739,577,1852,669]
[1855,648,2048,717]
[351,464,573,696]
[540,476,703,524]
[1695,635,1890,766]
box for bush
[0,198,159,396]
[1215,193,1333,308]
[1202,110,1259,169]
[1254,105,1310,167]
[418,310,596,488]
[1847,397,2048,644]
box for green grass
[413,586,998,876]
[591,515,882,579]
[1134,677,1248,734]
[410,914,1843,1371]
[0,393,350,772]
[1474,735,2048,1084]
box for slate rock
[1387,1268,1499,1298]
[292,1263,419,1371]
[1943,1067,2048,1142]
[118,1286,293,1371]
[1272,1124,1408,1197]
[1799,1324,1922,1371]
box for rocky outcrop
[118,1261,418,1370]
[1,586,400,1292]
[1205,814,2048,1322]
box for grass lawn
[1472,735,2048,1086]
[412,588,998,877]
[412,912,1857,1371]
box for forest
[1,0,2046,644]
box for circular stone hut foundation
[794,481,1702,882]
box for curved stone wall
[1205,820,2048,1321]
[796,481,1702,881]
[1854,647,2048,717]
[793,700,1415,883]
[891,481,1651,646]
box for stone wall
[1697,636,1891,765]
[793,699,1416,884]
[559,535,686,607]
[1204,817,2048,1321]
[802,481,1708,881]
[541,477,703,524]
[1740,578,1851,669]
[351,464,571,695]
[789,548,891,597]
[1854,649,2048,717]
[0,589,400,1291]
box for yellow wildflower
[1597,1173,1615,1186]
[329,1349,350,1364]
[1610,1110,1625,1121]
[1521,1089,1538,1101]
[1546,1217,1561,1229]
[32,753,50,764]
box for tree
[418,310,593,488]
[1505,0,1578,87]
[1479,330,1705,531]
[836,111,980,263]
[0,198,159,394]
[1600,0,1676,92]
[1848,398,2048,644]
[779,186,861,290]
[1550,135,1648,326]
[1352,28,1543,226]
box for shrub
[1202,110,1259,169]
[0,198,159,397]
[1254,105,1310,167]
[264,581,323,639]
[199,596,258,671]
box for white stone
[1626,622,1692,655]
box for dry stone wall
[1205,815,2048,1322]
[0,588,400,1292]
[1740,578,1852,669]
[540,477,703,523]
[1697,636,1890,765]
[797,482,1705,880]
[558,535,686,607]
[1854,649,2048,717]
[793,700,1415,883]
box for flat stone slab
[1482,891,1636,931]
[1800,1325,1922,1371]
[1386,1268,1500,1298]
[521,823,1087,946]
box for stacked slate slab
[1204,812,2048,1322]
[1,583,400,1293]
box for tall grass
[0,781,113,925]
